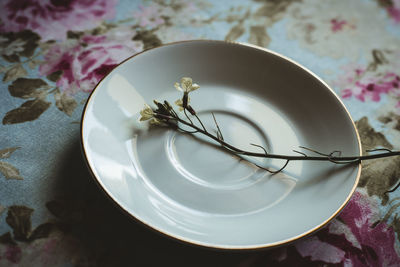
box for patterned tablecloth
[1,0,400,266]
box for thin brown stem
[211,112,224,141]
[183,108,194,124]
[385,182,400,194]
[153,112,400,163]
[194,113,207,132]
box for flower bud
[187,105,196,115]
[183,92,189,108]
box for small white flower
[139,104,154,121]
[149,118,162,125]
[174,97,190,111]
[174,77,200,93]
[175,98,183,108]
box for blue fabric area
[1,0,400,265]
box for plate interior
[81,41,360,249]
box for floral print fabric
[1,0,400,266]
[0,0,117,41]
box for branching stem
[141,77,400,193]
[154,112,400,163]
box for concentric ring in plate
[80,40,361,249]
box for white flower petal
[175,98,183,107]
[181,77,192,91]
[189,83,200,92]
[139,115,150,121]
[139,104,154,121]
[174,82,183,91]
[149,118,161,125]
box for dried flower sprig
[139,77,400,191]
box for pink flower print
[330,18,356,33]
[133,4,165,28]
[0,0,118,41]
[342,88,353,99]
[355,68,365,77]
[39,28,143,93]
[342,72,400,103]
[3,245,22,264]
[295,236,346,264]
[331,18,347,32]
[293,191,400,266]
[387,0,400,23]
[338,192,400,266]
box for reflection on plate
[80,40,361,249]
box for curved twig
[152,109,400,164]
[253,159,290,174]
[385,181,400,194]
[140,83,400,192]
[211,112,223,141]
[249,143,289,173]
[183,108,194,124]
[293,150,307,157]
[366,148,393,153]
[194,113,207,133]
[250,143,268,155]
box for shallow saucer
[80,40,361,249]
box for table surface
[1,0,400,266]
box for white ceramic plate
[81,40,361,249]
